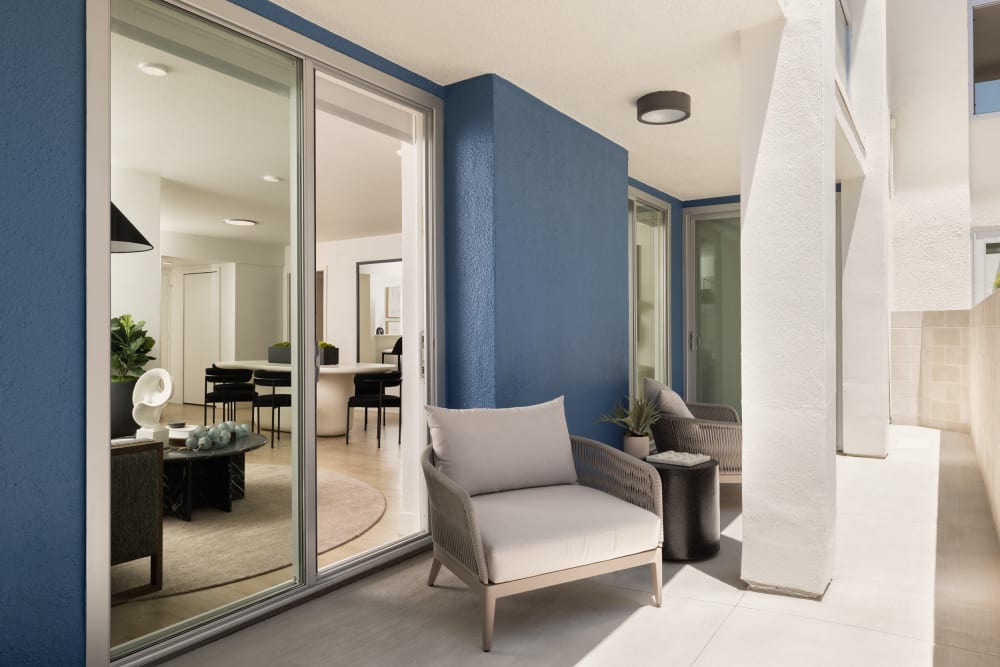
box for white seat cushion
[471,485,661,584]
[425,397,577,496]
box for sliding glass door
[628,188,670,397]
[685,206,741,413]
[101,0,440,661]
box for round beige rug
[111,464,386,599]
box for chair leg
[376,406,382,448]
[650,557,662,607]
[345,406,351,445]
[482,589,496,652]
[427,557,442,587]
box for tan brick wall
[889,310,970,433]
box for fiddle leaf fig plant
[600,395,662,438]
[111,314,156,381]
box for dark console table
[648,458,720,561]
[162,434,267,521]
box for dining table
[214,360,396,436]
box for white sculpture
[132,368,173,444]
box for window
[973,2,1000,115]
[836,0,851,86]
[628,189,670,398]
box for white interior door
[183,270,220,404]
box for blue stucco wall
[0,1,88,664]
[443,76,497,409]
[445,75,629,443]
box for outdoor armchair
[422,397,663,651]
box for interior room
[107,0,420,649]
[6,0,1000,666]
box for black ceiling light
[111,202,153,253]
[636,91,691,125]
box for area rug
[111,464,386,599]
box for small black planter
[319,347,339,365]
[267,346,291,364]
[110,379,138,438]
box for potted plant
[267,341,291,364]
[111,314,156,437]
[319,341,339,365]
[600,395,662,458]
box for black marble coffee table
[162,434,267,521]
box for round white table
[214,361,396,436]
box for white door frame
[86,0,444,663]
[683,203,741,401]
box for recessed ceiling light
[262,175,283,183]
[138,63,170,77]
[224,218,258,227]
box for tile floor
[165,425,1000,666]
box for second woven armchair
[645,377,743,480]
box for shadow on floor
[933,431,1000,665]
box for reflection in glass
[632,200,668,396]
[694,218,741,414]
[109,0,300,654]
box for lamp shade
[111,202,153,253]
[636,91,691,125]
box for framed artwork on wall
[386,285,401,318]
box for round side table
[648,458,720,561]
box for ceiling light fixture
[636,91,691,125]
[138,63,170,77]
[223,218,258,227]
[262,175,282,183]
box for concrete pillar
[739,0,837,597]
[839,0,891,458]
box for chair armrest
[656,417,742,474]
[570,435,663,523]
[686,402,740,423]
[421,447,490,585]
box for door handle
[689,331,701,351]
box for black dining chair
[204,366,256,424]
[381,337,402,371]
[346,371,402,448]
[252,369,292,447]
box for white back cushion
[425,396,577,496]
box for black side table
[649,458,720,561]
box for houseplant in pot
[600,395,662,458]
[318,341,339,365]
[111,314,156,437]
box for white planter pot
[623,435,650,459]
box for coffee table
[162,434,267,521]
[648,458,721,561]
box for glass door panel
[313,70,429,571]
[632,200,668,396]
[692,217,741,413]
[109,0,301,655]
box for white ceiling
[272,0,784,200]
[111,30,403,246]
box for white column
[739,0,837,597]
[839,0,890,459]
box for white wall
[887,0,972,311]
[971,117,1000,229]
[110,168,162,363]
[315,234,402,363]
[970,292,1000,538]
[235,264,284,359]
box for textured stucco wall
[0,1,88,664]
[887,0,972,311]
[739,0,837,597]
[444,75,629,443]
[971,117,1000,229]
[970,293,1000,538]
